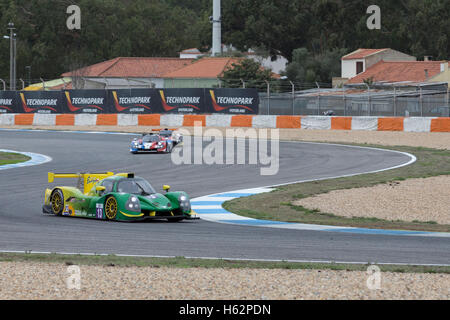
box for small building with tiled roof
[163,57,242,88]
[341,48,416,80]
[56,55,279,90]
[347,60,447,84]
[163,57,279,88]
[429,62,450,84]
[61,57,194,89]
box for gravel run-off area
[294,175,450,225]
[1,125,449,300]
[0,262,449,300]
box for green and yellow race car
[42,172,198,222]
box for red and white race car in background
[130,129,183,154]
[130,133,173,153]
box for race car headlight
[126,196,141,212]
[178,194,191,212]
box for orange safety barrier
[137,114,161,126]
[377,117,404,131]
[55,114,75,126]
[230,115,253,127]
[14,114,34,125]
[430,118,450,132]
[276,116,301,129]
[183,115,206,127]
[96,114,117,126]
[331,117,352,130]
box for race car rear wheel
[105,196,118,221]
[50,189,64,216]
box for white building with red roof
[341,48,416,79]
[347,60,447,84]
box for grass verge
[0,252,449,274]
[223,144,450,232]
[0,151,30,166]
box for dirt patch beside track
[0,261,448,300]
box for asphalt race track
[0,130,449,265]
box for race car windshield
[142,135,160,142]
[159,131,172,137]
[117,178,156,195]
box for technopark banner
[63,90,108,113]
[0,91,17,113]
[18,91,64,113]
[206,88,259,114]
[159,88,205,114]
[0,88,259,114]
[109,89,160,114]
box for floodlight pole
[7,22,16,90]
[211,0,221,56]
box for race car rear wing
[48,172,134,194]
[151,128,177,132]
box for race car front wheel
[105,196,118,221]
[50,189,64,216]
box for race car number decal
[96,203,104,219]
[63,205,71,216]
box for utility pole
[26,66,31,86]
[7,22,16,90]
[13,35,16,90]
[211,0,221,56]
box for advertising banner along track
[110,89,159,114]
[64,90,109,113]
[159,88,205,113]
[0,91,16,113]
[17,91,64,113]
[207,88,260,114]
[0,88,259,114]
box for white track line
[0,149,52,171]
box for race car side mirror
[163,185,170,192]
[96,186,106,194]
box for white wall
[341,59,365,79]
[180,53,203,59]
[81,77,164,89]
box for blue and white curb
[191,188,450,238]
[0,149,52,171]
[192,188,281,224]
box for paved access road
[0,130,448,265]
